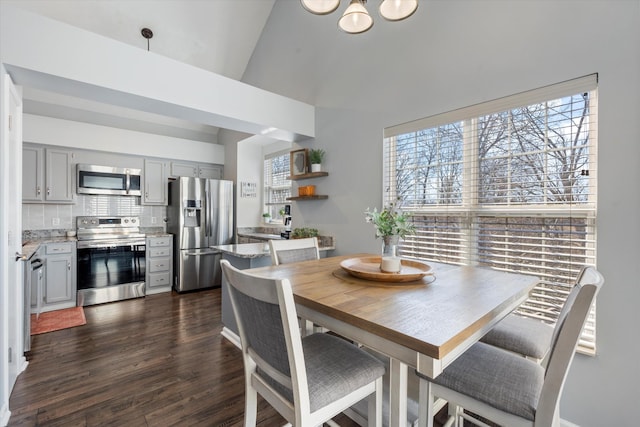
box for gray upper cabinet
[23,146,44,201]
[197,164,222,179]
[46,149,73,202]
[170,162,198,178]
[171,162,223,179]
[23,146,74,203]
[143,159,168,205]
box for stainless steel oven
[76,216,146,306]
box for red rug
[31,306,86,335]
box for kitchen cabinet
[197,164,222,179]
[143,159,168,205]
[170,162,223,179]
[146,235,173,294]
[23,146,43,201]
[23,146,74,203]
[42,242,77,312]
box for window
[264,152,291,223]
[384,75,598,353]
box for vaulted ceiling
[1,0,277,143]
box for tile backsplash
[23,195,167,231]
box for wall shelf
[287,195,329,201]
[288,171,328,180]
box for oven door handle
[77,240,146,249]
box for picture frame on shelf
[290,148,308,176]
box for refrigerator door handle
[205,181,212,238]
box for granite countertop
[214,243,272,258]
[145,232,173,237]
[237,232,284,240]
[21,236,77,260]
[213,242,335,259]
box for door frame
[1,64,24,425]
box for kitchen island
[213,241,334,347]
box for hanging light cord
[141,27,153,51]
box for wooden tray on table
[339,256,433,283]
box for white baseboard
[1,402,11,427]
[221,326,241,349]
[561,419,580,427]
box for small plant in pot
[262,212,271,223]
[308,149,326,173]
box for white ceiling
[2,0,277,143]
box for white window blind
[264,152,291,221]
[384,74,599,353]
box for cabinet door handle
[47,187,51,196]
[68,262,71,270]
[37,186,41,196]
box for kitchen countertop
[237,232,285,240]
[144,232,173,238]
[214,243,272,258]
[21,236,77,260]
[213,242,335,259]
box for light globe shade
[379,0,418,21]
[301,0,340,15]
[338,0,373,34]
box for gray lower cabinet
[146,235,173,294]
[42,242,77,312]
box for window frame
[383,74,599,354]
[263,150,292,224]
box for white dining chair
[269,237,322,335]
[416,266,604,427]
[220,259,384,427]
[269,237,320,265]
[480,266,591,363]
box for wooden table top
[245,253,538,361]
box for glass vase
[380,235,401,273]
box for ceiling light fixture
[301,0,417,34]
[338,0,373,34]
[301,0,340,15]
[379,0,418,21]
[141,27,153,51]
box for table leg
[389,358,408,427]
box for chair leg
[448,402,461,427]
[367,377,383,427]
[418,378,434,427]
[244,383,258,427]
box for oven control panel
[77,216,140,229]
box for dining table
[242,253,539,427]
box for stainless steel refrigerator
[167,177,234,292]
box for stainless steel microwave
[77,164,142,196]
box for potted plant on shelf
[308,149,326,173]
[364,203,415,273]
[262,212,271,223]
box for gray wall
[242,0,640,425]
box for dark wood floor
[9,288,447,426]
